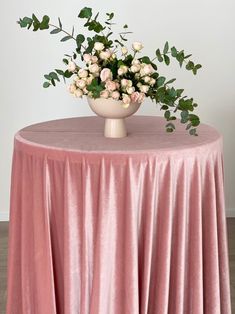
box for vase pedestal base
[104,118,127,138]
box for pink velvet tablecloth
[7,116,231,314]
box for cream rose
[83,87,88,95]
[68,84,77,94]
[132,59,141,66]
[130,64,141,73]
[74,89,83,98]
[122,94,131,108]
[100,68,113,82]
[118,65,128,76]
[139,85,149,93]
[68,61,76,72]
[76,79,86,89]
[121,46,128,55]
[127,80,133,87]
[100,50,111,60]
[144,76,151,83]
[141,64,154,76]
[132,42,144,51]
[73,76,80,83]
[89,63,100,74]
[86,75,94,85]
[126,86,135,95]
[150,78,156,86]
[78,69,88,78]
[94,42,104,51]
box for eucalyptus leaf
[171,47,178,57]
[157,76,166,87]
[163,41,169,54]
[61,35,72,42]
[78,7,92,19]
[50,28,61,34]
[164,54,170,65]
[43,81,50,88]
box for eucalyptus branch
[49,23,76,40]
[153,42,202,75]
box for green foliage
[43,71,60,88]
[87,79,105,98]
[165,78,176,85]
[61,35,72,42]
[50,28,61,34]
[18,14,50,31]
[76,34,85,44]
[163,54,170,65]
[40,15,50,30]
[155,49,163,62]
[163,41,169,54]
[85,20,104,33]
[157,77,166,87]
[140,56,151,64]
[78,7,92,19]
[43,82,50,88]
[171,47,178,57]
[154,43,202,76]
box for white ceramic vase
[87,97,141,138]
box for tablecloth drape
[7,116,231,314]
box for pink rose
[140,64,154,76]
[83,54,91,63]
[91,55,98,63]
[100,68,113,82]
[138,92,145,103]
[111,91,120,100]
[121,79,128,87]
[76,79,86,89]
[115,82,120,89]
[131,92,140,103]
[122,94,131,104]
[105,80,117,92]
[100,90,109,98]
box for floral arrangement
[18,7,202,135]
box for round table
[7,116,231,314]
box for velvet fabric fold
[7,116,231,314]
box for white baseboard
[0,211,9,221]
[0,209,235,221]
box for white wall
[0,0,235,220]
